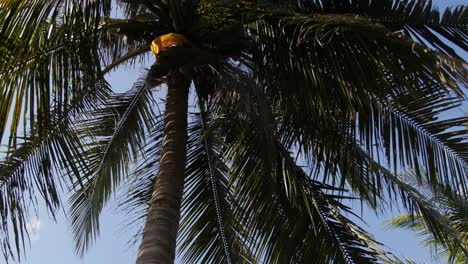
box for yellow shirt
[150,33,191,56]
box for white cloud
[26,217,41,241]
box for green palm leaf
[202,67,388,263]
[179,110,255,263]
[0,79,111,261]
[0,3,105,147]
[68,74,159,255]
[249,12,467,198]
[386,171,468,263]
[286,0,467,57]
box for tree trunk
[136,72,190,264]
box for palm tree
[0,0,467,263]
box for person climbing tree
[147,33,216,87]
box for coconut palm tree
[0,0,467,263]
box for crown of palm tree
[0,0,467,263]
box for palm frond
[178,101,256,263]
[286,0,467,57]
[386,171,468,263]
[249,13,468,199]
[388,214,466,264]
[68,75,158,255]
[115,111,165,246]
[116,0,171,27]
[0,79,111,262]
[0,4,105,148]
[115,0,154,20]
[116,0,194,32]
[219,116,387,263]
[1,0,111,33]
[102,45,151,76]
[348,149,468,260]
[202,66,391,263]
[0,5,151,259]
[98,16,159,69]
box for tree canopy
[0,0,467,263]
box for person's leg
[146,46,217,87]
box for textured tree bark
[136,72,190,264]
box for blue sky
[15,1,467,263]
